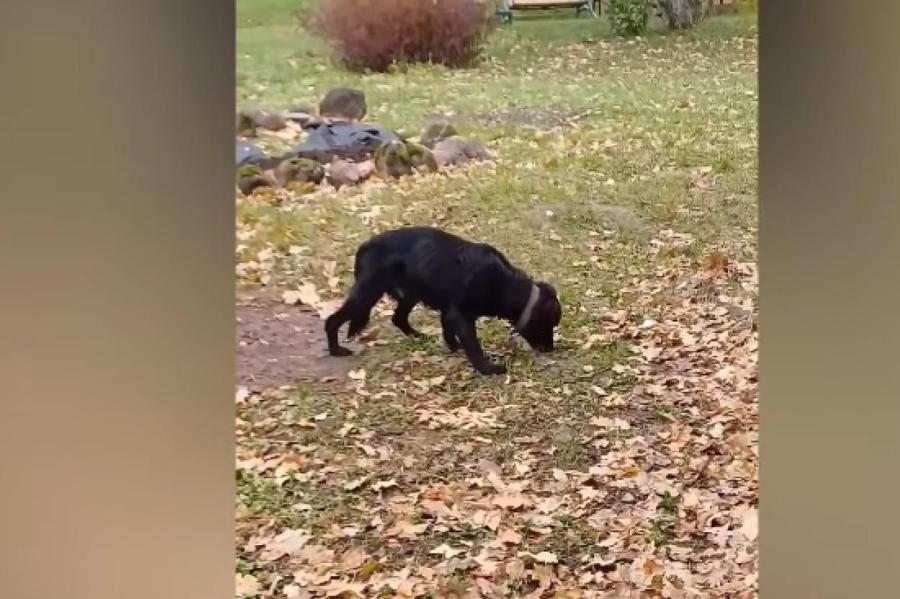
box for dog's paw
[478,362,507,376]
[329,346,353,357]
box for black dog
[325,226,562,375]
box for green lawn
[235,2,758,597]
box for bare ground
[237,294,353,389]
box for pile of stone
[235,87,491,196]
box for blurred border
[760,1,900,596]
[2,0,900,598]
[0,1,234,598]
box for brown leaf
[429,543,466,559]
[235,573,261,597]
[300,544,335,566]
[259,529,311,562]
[469,509,502,531]
[740,507,758,541]
[495,528,523,545]
[505,559,527,580]
[384,518,429,539]
[492,492,533,510]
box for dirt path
[236,294,353,389]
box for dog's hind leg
[391,295,423,338]
[324,303,354,356]
[325,276,385,356]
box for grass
[235,1,758,595]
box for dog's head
[516,281,562,352]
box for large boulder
[318,87,367,122]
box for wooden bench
[495,0,601,24]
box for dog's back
[355,227,514,310]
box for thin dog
[325,226,562,375]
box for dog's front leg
[445,310,506,375]
[439,312,460,352]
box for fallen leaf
[236,573,261,597]
[429,543,466,559]
[496,528,522,545]
[385,518,429,539]
[344,477,368,491]
[259,529,311,562]
[740,507,758,541]
[282,583,304,599]
[372,479,397,492]
[299,544,335,566]
[492,492,532,510]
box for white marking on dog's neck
[516,284,541,331]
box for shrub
[608,0,652,37]
[307,0,495,72]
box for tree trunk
[656,0,710,29]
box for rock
[236,164,264,179]
[236,164,275,195]
[431,136,491,167]
[374,141,411,178]
[286,104,316,126]
[420,120,458,148]
[274,157,325,186]
[255,110,287,131]
[319,87,367,122]
[373,140,437,178]
[236,111,257,136]
[285,111,314,126]
[237,175,275,196]
[405,140,438,173]
[285,180,319,195]
[289,103,317,116]
[356,159,376,179]
[327,158,362,189]
[236,109,287,133]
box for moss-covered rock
[236,174,274,196]
[374,140,438,178]
[274,157,325,186]
[236,164,263,179]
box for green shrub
[608,0,652,37]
